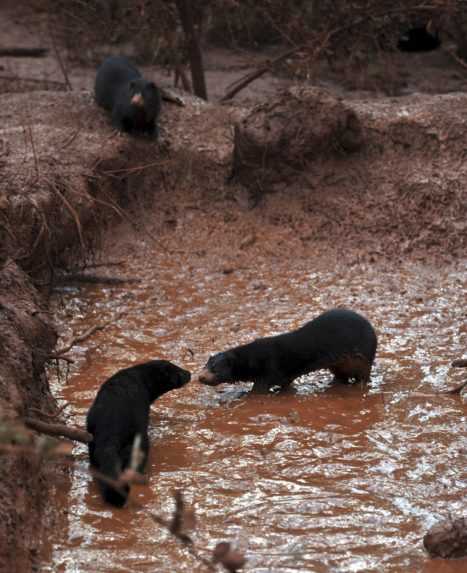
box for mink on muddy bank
[198,309,377,393]
[86,360,190,507]
[95,56,161,136]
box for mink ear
[129,79,137,90]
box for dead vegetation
[0,89,172,277]
[48,1,467,101]
[231,86,362,191]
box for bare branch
[50,314,124,358]
[48,16,72,90]
[24,417,92,443]
[0,47,48,57]
[55,273,140,285]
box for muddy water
[45,251,466,573]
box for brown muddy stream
[44,245,466,573]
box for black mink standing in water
[95,56,161,136]
[198,308,377,393]
[86,360,190,507]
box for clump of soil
[231,86,362,190]
[225,89,467,262]
[424,516,467,559]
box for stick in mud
[24,417,92,444]
[49,313,125,359]
[55,273,140,285]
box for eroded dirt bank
[0,88,172,571]
[0,80,466,571]
[0,261,56,570]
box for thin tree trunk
[175,0,208,100]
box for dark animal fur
[398,25,440,52]
[86,360,190,507]
[199,309,377,393]
[95,56,161,136]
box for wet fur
[86,360,190,507]
[200,309,377,393]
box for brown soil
[1,1,467,572]
[0,261,56,571]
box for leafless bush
[55,1,178,65]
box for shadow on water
[43,252,466,572]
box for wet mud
[44,246,466,572]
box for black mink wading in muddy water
[95,56,161,136]
[198,309,377,393]
[86,360,191,507]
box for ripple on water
[45,257,467,572]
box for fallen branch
[60,128,82,150]
[0,443,69,456]
[442,381,467,395]
[48,16,72,90]
[50,354,75,364]
[0,75,67,88]
[221,24,336,103]
[79,260,126,269]
[50,314,123,358]
[221,45,304,102]
[160,87,186,107]
[443,47,467,72]
[0,47,48,57]
[28,404,68,420]
[56,273,140,285]
[24,417,92,443]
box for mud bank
[231,87,467,262]
[0,261,56,570]
[0,83,466,571]
[0,88,172,571]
